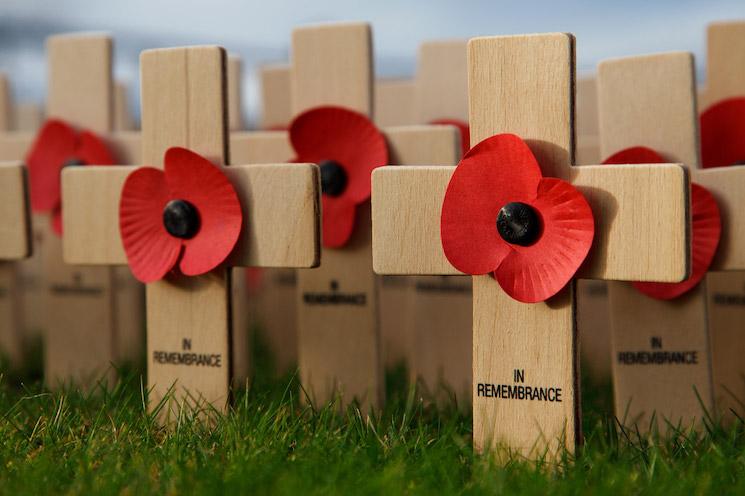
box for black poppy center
[319,160,347,197]
[163,199,200,239]
[733,159,745,166]
[496,202,540,246]
[62,157,85,168]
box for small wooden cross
[599,50,745,427]
[0,160,31,367]
[374,79,416,127]
[372,33,691,458]
[0,34,144,387]
[62,45,321,417]
[258,63,291,130]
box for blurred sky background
[1,0,744,126]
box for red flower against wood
[25,119,115,234]
[440,133,595,303]
[119,147,243,283]
[604,146,721,299]
[289,106,388,248]
[430,118,470,156]
[700,97,745,168]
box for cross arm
[0,162,30,259]
[372,163,690,282]
[61,163,321,268]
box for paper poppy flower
[25,119,115,234]
[440,133,595,303]
[119,147,243,283]
[430,118,470,156]
[604,146,721,299]
[700,97,745,168]
[289,106,388,248]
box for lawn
[1,335,744,495]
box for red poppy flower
[700,97,745,168]
[430,118,470,156]
[119,147,243,283]
[604,146,721,299]
[440,133,595,303]
[289,106,388,248]
[25,119,115,234]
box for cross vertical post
[373,33,691,458]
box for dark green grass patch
[1,343,745,494]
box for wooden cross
[277,23,459,411]
[0,34,144,386]
[372,33,691,458]
[258,63,291,130]
[62,45,321,417]
[599,50,745,427]
[374,79,416,127]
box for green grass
[1,343,745,494]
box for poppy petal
[119,167,182,283]
[495,178,594,303]
[25,119,77,212]
[430,118,470,156]
[163,147,243,276]
[322,195,357,248]
[76,130,116,166]
[700,97,745,168]
[603,146,722,299]
[441,133,543,274]
[633,184,721,299]
[290,106,388,204]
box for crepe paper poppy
[430,118,470,156]
[440,133,595,303]
[119,147,243,283]
[289,105,388,248]
[25,119,115,234]
[604,146,721,300]
[700,97,745,168]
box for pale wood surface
[374,79,417,127]
[140,46,232,416]
[227,55,244,131]
[598,51,745,427]
[291,23,372,115]
[291,22,379,411]
[0,163,30,259]
[63,163,320,268]
[14,103,43,132]
[0,263,23,368]
[48,34,112,133]
[704,21,745,105]
[259,63,291,129]
[416,40,468,122]
[114,81,135,131]
[0,75,11,131]
[230,131,293,163]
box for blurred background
[1,0,743,127]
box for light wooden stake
[289,23,461,411]
[62,45,321,418]
[575,76,611,382]
[259,63,291,130]
[372,33,691,458]
[374,79,416,127]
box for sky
[1,0,744,125]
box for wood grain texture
[0,75,11,131]
[114,81,135,131]
[0,163,30,259]
[62,163,320,268]
[291,22,379,410]
[375,79,416,127]
[416,40,468,122]
[230,131,293,164]
[291,23,372,115]
[140,46,231,416]
[598,52,732,429]
[259,63,291,130]
[704,21,745,105]
[0,263,23,368]
[227,55,244,131]
[47,33,112,132]
[14,103,43,132]
[372,163,688,282]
